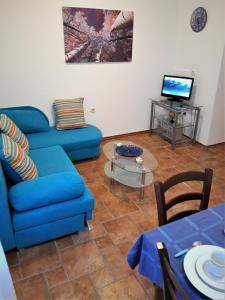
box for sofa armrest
[9,172,85,212]
[0,161,16,250]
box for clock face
[191,7,207,32]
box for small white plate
[195,254,225,292]
[184,245,225,300]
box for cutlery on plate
[174,241,203,258]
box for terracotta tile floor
[6,133,225,300]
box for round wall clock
[190,7,207,32]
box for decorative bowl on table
[115,144,143,157]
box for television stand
[157,99,194,110]
[167,98,183,102]
[149,99,200,149]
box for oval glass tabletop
[103,140,158,171]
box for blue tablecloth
[127,203,225,300]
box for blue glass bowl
[116,145,143,157]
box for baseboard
[102,130,225,149]
[103,130,149,141]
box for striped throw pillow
[2,133,38,181]
[0,113,29,154]
[53,98,87,130]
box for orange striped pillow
[2,133,38,181]
[0,113,29,154]
[53,98,87,130]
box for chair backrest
[154,168,213,226]
[157,242,189,300]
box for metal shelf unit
[149,99,200,149]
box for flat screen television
[161,75,194,101]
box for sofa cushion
[0,113,29,154]
[29,145,80,177]
[27,125,102,153]
[53,98,87,130]
[1,134,38,183]
[0,106,49,133]
[9,172,85,212]
[13,187,94,231]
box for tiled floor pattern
[6,133,225,300]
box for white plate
[195,254,225,292]
[184,245,225,300]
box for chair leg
[153,286,164,300]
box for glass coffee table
[103,141,158,202]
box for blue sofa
[0,106,102,251]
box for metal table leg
[171,113,179,150]
[192,108,200,144]
[139,168,146,203]
[149,102,154,134]
[110,157,115,185]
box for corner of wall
[207,44,225,145]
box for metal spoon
[174,241,203,258]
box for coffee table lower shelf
[104,159,154,202]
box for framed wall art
[62,7,134,63]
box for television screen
[161,75,194,100]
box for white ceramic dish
[184,245,225,300]
[195,254,225,292]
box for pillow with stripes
[1,133,38,183]
[53,98,87,130]
[0,113,29,154]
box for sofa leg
[85,221,93,231]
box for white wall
[172,0,225,145]
[0,0,224,145]
[208,44,225,144]
[0,0,177,137]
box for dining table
[127,203,225,300]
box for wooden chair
[157,242,189,300]
[154,168,213,226]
